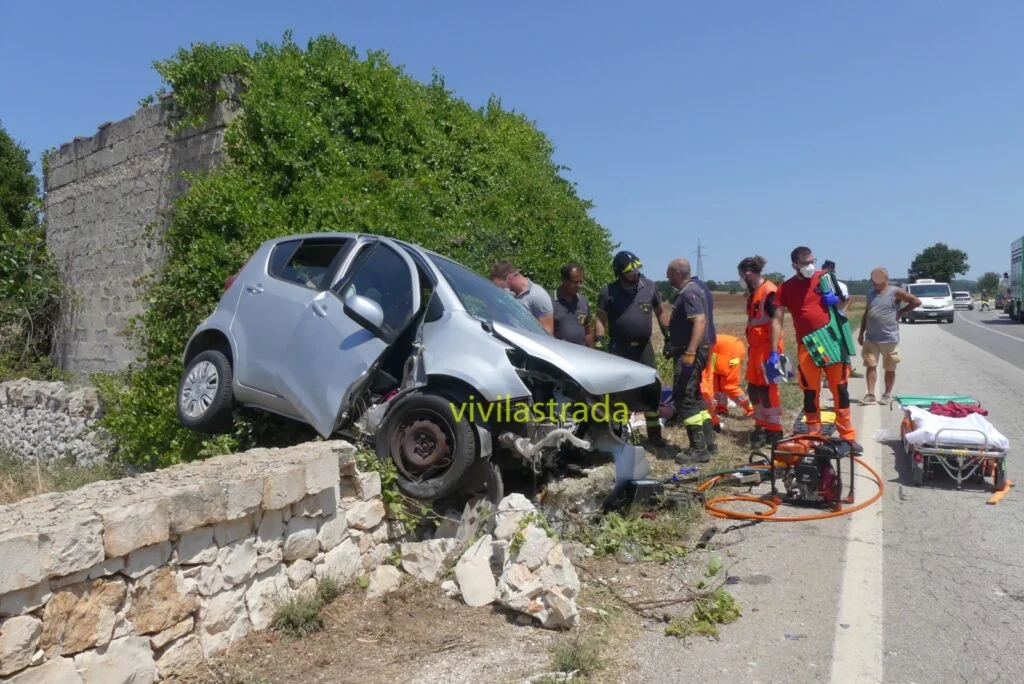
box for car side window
[333,243,415,334]
[269,238,350,290]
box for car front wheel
[375,391,478,501]
[177,350,235,433]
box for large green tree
[908,243,969,284]
[0,121,62,379]
[977,271,999,293]
[98,33,619,467]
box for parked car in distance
[176,232,660,505]
[902,279,955,323]
[952,291,974,311]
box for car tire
[177,350,234,433]
[375,391,478,501]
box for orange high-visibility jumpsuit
[777,272,856,441]
[745,279,784,436]
[708,334,754,416]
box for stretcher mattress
[903,405,1010,451]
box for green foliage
[569,505,697,563]
[271,574,343,639]
[353,448,432,532]
[764,271,786,285]
[98,33,616,466]
[978,271,999,294]
[909,242,970,284]
[664,588,741,640]
[0,121,66,380]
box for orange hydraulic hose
[698,456,885,522]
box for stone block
[304,449,340,495]
[213,516,253,547]
[73,635,156,684]
[123,541,172,579]
[317,513,349,552]
[126,567,199,635]
[263,466,307,510]
[176,526,217,565]
[345,499,386,531]
[39,513,105,579]
[283,517,319,561]
[39,577,127,656]
[167,481,227,534]
[197,586,250,659]
[0,582,51,618]
[225,475,264,520]
[0,532,43,594]
[149,616,193,651]
[155,633,203,679]
[98,498,169,558]
[0,614,42,676]
[2,656,82,683]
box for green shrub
[0,122,66,380]
[96,32,617,468]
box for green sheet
[892,395,980,407]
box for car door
[232,237,352,396]
[278,238,421,438]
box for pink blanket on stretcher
[928,401,988,418]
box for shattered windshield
[428,254,548,335]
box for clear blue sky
[2,0,1021,282]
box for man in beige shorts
[857,267,921,404]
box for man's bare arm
[770,305,786,351]
[894,289,921,317]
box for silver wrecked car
[176,232,659,503]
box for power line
[695,239,707,281]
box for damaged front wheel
[375,392,477,501]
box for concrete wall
[42,93,236,379]
[0,379,110,467]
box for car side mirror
[343,294,385,335]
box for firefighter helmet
[613,250,643,277]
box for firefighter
[597,250,671,447]
[770,246,863,453]
[709,333,755,418]
[738,255,784,448]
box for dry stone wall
[0,440,400,681]
[0,379,109,467]
[42,89,237,379]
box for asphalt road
[936,307,1024,371]
[629,318,1024,683]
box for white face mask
[798,263,816,278]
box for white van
[903,279,954,323]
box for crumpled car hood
[490,322,658,396]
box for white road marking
[830,405,884,683]
[957,312,1024,344]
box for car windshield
[427,253,548,335]
[909,284,951,298]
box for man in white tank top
[857,267,922,404]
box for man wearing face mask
[738,255,785,447]
[770,246,863,453]
[597,250,672,447]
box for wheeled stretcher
[892,395,1008,491]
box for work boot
[675,425,712,464]
[846,439,864,454]
[646,424,667,448]
[749,426,767,449]
[703,420,718,454]
[765,430,784,447]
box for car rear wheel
[375,391,477,501]
[177,350,234,433]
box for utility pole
[695,239,707,281]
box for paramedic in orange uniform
[708,334,754,417]
[738,255,785,447]
[770,246,863,453]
